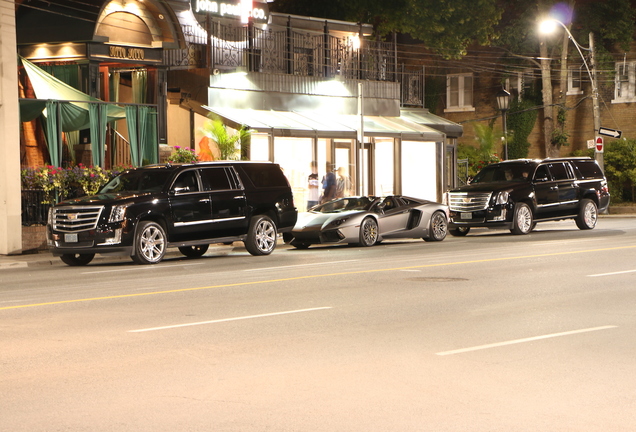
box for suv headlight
[494,191,510,205]
[109,204,129,223]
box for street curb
[0,242,294,269]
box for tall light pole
[496,88,510,160]
[539,19,602,171]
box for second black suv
[47,161,297,265]
[446,157,610,236]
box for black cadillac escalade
[446,157,610,236]
[47,161,297,265]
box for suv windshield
[100,169,173,194]
[313,197,375,213]
[472,164,531,183]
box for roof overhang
[400,108,463,138]
[201,106,445,142]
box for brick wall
[22,225,47,252]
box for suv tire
[245,215,277,256]
[132,221,167,264]
[449,226,470,237]
[510,202,533,235]
[60,253,95,266]
[178,244,209,258]
[575,198,598,230]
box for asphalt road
[2,218,636,431]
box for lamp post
[496,88,510,160]
[539,19,602,171]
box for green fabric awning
[21,57,126,125]
[20,57,159,168]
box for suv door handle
[199,198,210,203]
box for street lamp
[496,88,510,160]
[539,18,602,170]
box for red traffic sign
[595,136,604,153]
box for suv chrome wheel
[245,215,277,256]
[511,202,533,235]
[132,221,166,264]
[576,198,598,230]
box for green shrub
[21,164,131,204]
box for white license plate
[64,233,78,243]
[460,212,472,220]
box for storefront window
[401,141,436,200]
[374,138,394,196]
[274,137,313,211]
[334,140,355,198]
[250,134,270,161]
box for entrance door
[334,140,355,197]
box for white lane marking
[436,325,618,356]
[588,269,636,277]
[243,260,359,272]
[82,262,204,274]
[128,306,332,333]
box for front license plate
[460,212,472,220]
[64,233,78,243]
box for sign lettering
[192,0,268,22]
[109,46,145,61]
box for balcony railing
[164,24,425,107]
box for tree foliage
[575,139,636,203]
[271,0,501,58]
[507,98,538,159]
[494,0,635,157]
[457,122,502,180]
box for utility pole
[589,32,603,172]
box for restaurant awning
[201,106,445,142]
[400,108,463,138]
[20,57,126,125]
[19,57,156,167]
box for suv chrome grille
[52,206,103,232]
[448,192,492,212]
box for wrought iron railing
[164,24,425,107]
[21,190,49,226]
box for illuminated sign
[109,46,145,61]
[191,0,268,23]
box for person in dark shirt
[320,163,337,203]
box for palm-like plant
[201,116,251,160]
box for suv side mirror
[534,175,549,182]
